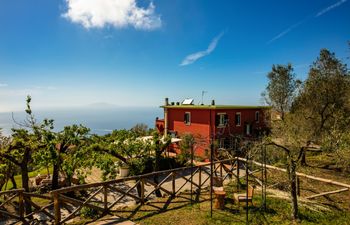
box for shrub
[128,156,154,176]
[80,206,100,219]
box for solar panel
[182,98,194,105]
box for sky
[0,0,349,112]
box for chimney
[165,98,169,106]
[211,100,215,105]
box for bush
[128,156,154,176]
[80,206,100,219]
[159,157,184,170]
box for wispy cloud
[316,0,347,17]
[180,32,225,66]
[0,83,8,87]
[267,20,305,45]
[267,0,348,44]
[103,34,114,39]
[63,0,161,30]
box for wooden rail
[238,157,350,199]
[49,159,237,224]
[2,157,349,224]
[0,188,54,223]
[0,159,239,224]
[0,189,25,221]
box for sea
[0,106,163,136]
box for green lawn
[114,189,350,225]
[1,167,52,191]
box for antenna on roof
[201,91,207,105]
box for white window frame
[235,112,241,126]
[255,111,260,123]
[217,113,227,127]
[184,112,191,125]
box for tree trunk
[52,163,60,190]
[0,181,4,191]
[154,149,162,197]
[288,160,299,221]
[52,146,63,190]
[300,151,307,166]
[21,164,32,214]
[10,174,17,189]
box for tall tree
[0,97,43,213]
[151,131,171,197]
[50,125,92,189]
[262,64,301,120]
[265,111,314,221]
[292,49,350,146]
[0,131,17,190]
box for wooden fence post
[198,166,202,190]
[220,162,223,178]
[53,193,61,225]
[18,190,24,221]
[103,184,108,212]
[237,159,240,191]
[172,172,176,197]
[140,178,145,204]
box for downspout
[164,98,169,137]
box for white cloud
[62,0,162,30]
[316,0,347,17]
[0,83,8,87]
[180,32,225,66]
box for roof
[161,105,271,110]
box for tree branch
[0,152,21,166]
[266,141,291,154]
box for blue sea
[0,106,163,136]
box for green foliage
[292,49,350,144]
[130,123,151,136]
[178,133,195,165]
[93,153,117,181]
[262,48,350,220]
[58,125,93,179]
[128,156,154,176]
[160,157,185,170]
[262,63,301,120]
[80,206,100,219]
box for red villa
[156,98,271,158]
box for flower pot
[119,166,129,177]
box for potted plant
[118,162,130,177]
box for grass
[1,167,52,191]
[113,188,350,225]
[112,155,350,225]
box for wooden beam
[237,157,350,189]
[306,188,349,199]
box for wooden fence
[2,157,349,224]
[0,159,237,224]
[0,188,54,223]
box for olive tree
[262,63,301,120]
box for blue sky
[0,0,349,112]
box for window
[235,112,241,126]
[216,113,228,127]
[245,123,251,135]
[255,111,260,122]
[184,112,191,125]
